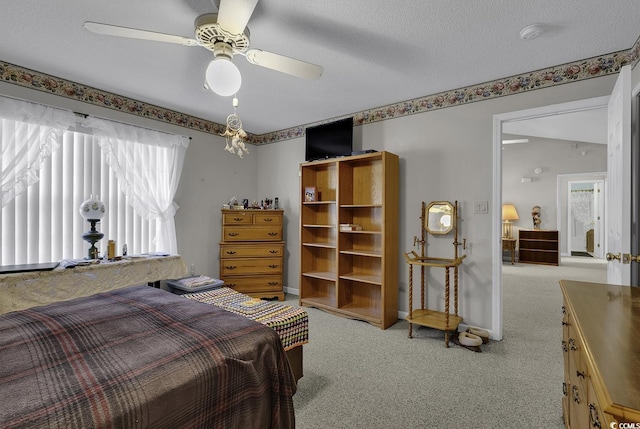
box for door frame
[492,96,610,341]
[632,84,640,285]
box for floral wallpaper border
[1,34,638,145]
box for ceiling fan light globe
[205,58,241,97]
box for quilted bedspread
[183,287,309,351]
[0,285,296,429]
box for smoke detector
[520,24,544,40]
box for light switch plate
[473,201,488,214]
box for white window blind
[0,99,188,265]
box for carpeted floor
[288,256,607,429]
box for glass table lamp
[79,196,106,259]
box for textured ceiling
[0,1,639,135]
[504,108,608,145]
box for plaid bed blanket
[0,285,295,429]
[183,287,309,351]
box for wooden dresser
[219,209,285,300]
[559,280,640,427]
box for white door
[606,65,632,285]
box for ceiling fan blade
[244,49,323,80]
[83,22,199,46]
[216,0,258,36]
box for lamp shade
[79,196,105,220]
[205,58,241,97]
[502,204,519,221]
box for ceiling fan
[83,0,323,96]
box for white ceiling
[1,1,639,135]
[504,107,608,144]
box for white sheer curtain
[0,97,75,207]
[82,117,189,254]
[0,96,189,265]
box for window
[0,97,188,265]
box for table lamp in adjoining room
[79,195,106,259]
[502,204,519,238]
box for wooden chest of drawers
[560,280,640,427]
[220,209,285,300]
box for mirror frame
[425,201,455,235]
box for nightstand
[502,238,517,265]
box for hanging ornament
[221,96,249,158]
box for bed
[0,285,296,429]
[182,287,309,382]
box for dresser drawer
[223,212,253,224]
[223,226,282,241]
[587,377,616,429]
[220,244,283,258]
[568,332,586,384]
[220,258,283,275]
[561,304,571,377]
[222,275,283,293]
[254,213,282,225]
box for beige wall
[254,75,619,332]
[0,65,633,335]
[502,138,607,254]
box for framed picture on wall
[304,186,317,202]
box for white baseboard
[284,286,299,296]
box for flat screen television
[305,117,353,161]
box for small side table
[502,238,517,265]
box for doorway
[492,96,610,341]
[567,179,605,259]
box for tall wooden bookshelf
[299,151,399,329]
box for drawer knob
[572,385,580,404]
[268,232,278,236]
[269,250,278,254]
[562,382,568,396]
[268,281,279,286]
[225,266,237,270]
[561,341,568,353]
[568,338,577,351]
[588,404,601,428]
[269,264,279,269]
[226,251,237,255]
[233,217,243,221]
[227,283,236,287]
[561,305,566,314]
[562,320,569,326]
[264,218,273,222]
[228,232,239,237]
[576,370,585,379]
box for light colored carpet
[287,256,607,429]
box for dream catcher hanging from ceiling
[221,97,248,158]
